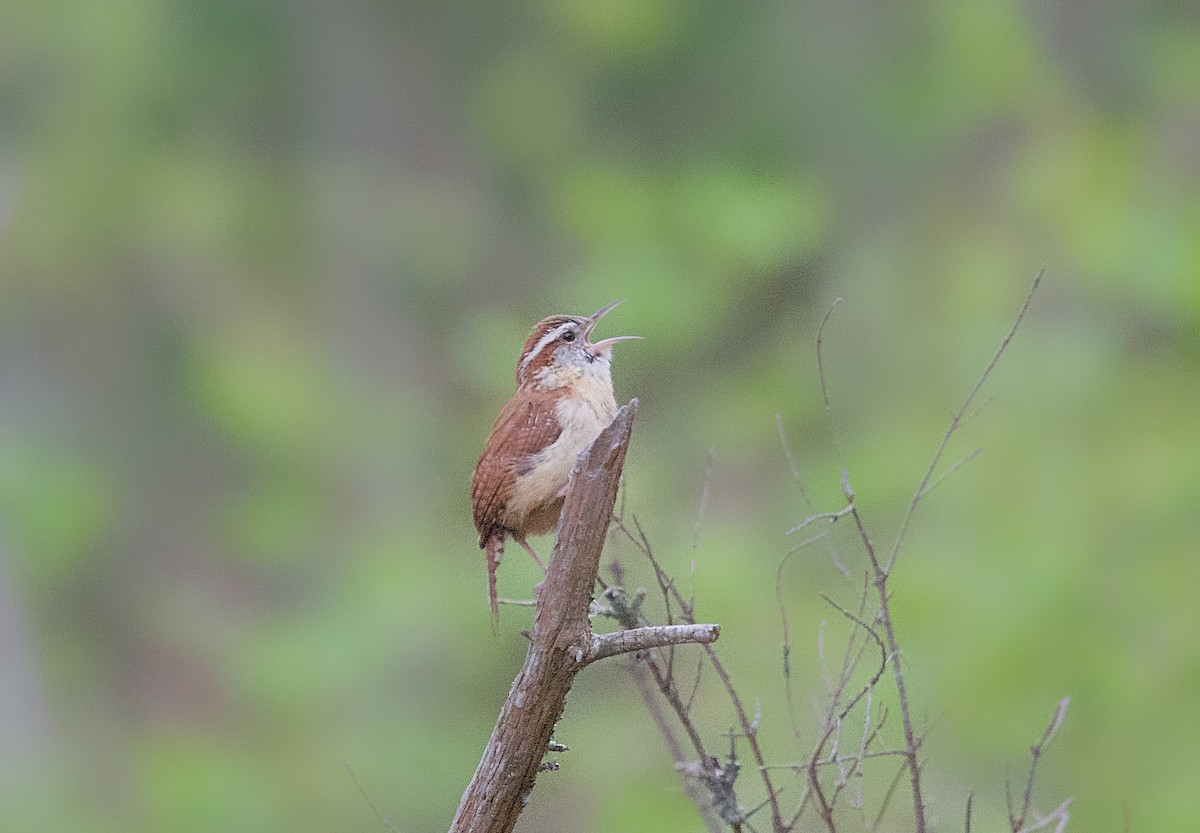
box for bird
[471,300,639,625]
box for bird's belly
[507,391,616,529]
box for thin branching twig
[886,268,1044,573]
[612,273,1060,833]
[345,763,397,832]
[1008,697,1071,832]
[612,512,785,831]
[795,270,1047,833]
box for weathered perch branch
[450,400,721,833]
[590,623,719,663]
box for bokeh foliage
[0,0,1197,831]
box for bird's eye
[561,330,576,342]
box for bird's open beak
[584,299,642,353]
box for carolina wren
[471,300,639,624]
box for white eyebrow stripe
[521,323,572,370]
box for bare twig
[886,268,1044,573]
[1016,797,1073,833]
[916,447,983,500]
[612,511,784,831]
[818,590,889,726]
[1008,697,1071,832]
[644,652,710,761]
[824,578,879,730]
[694,448,716,550]
[701,644,782,830]
[775,497,853,738]
[345,763,397,832]
[816,297,844,417]
[626,657,725,833]
[784,527,837,555]
[800,585,893,832]
[776,414,851,580]
[764,746,905,771]
[774,413,806,493]
[868,760,909,831]
[641,646,745,825]
[589,624,720,663]
[677,755,749,829]
[609,275,1052,833]
[599,573,726,821]
[685,654,706,714]
[841,470,928,832]
[784,506,854,536]
[799,272,1046,833]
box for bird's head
[515,300,640,388]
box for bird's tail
[485,536,503,630]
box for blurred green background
[1,1,1198,831]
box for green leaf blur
[0,1,1196,831]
